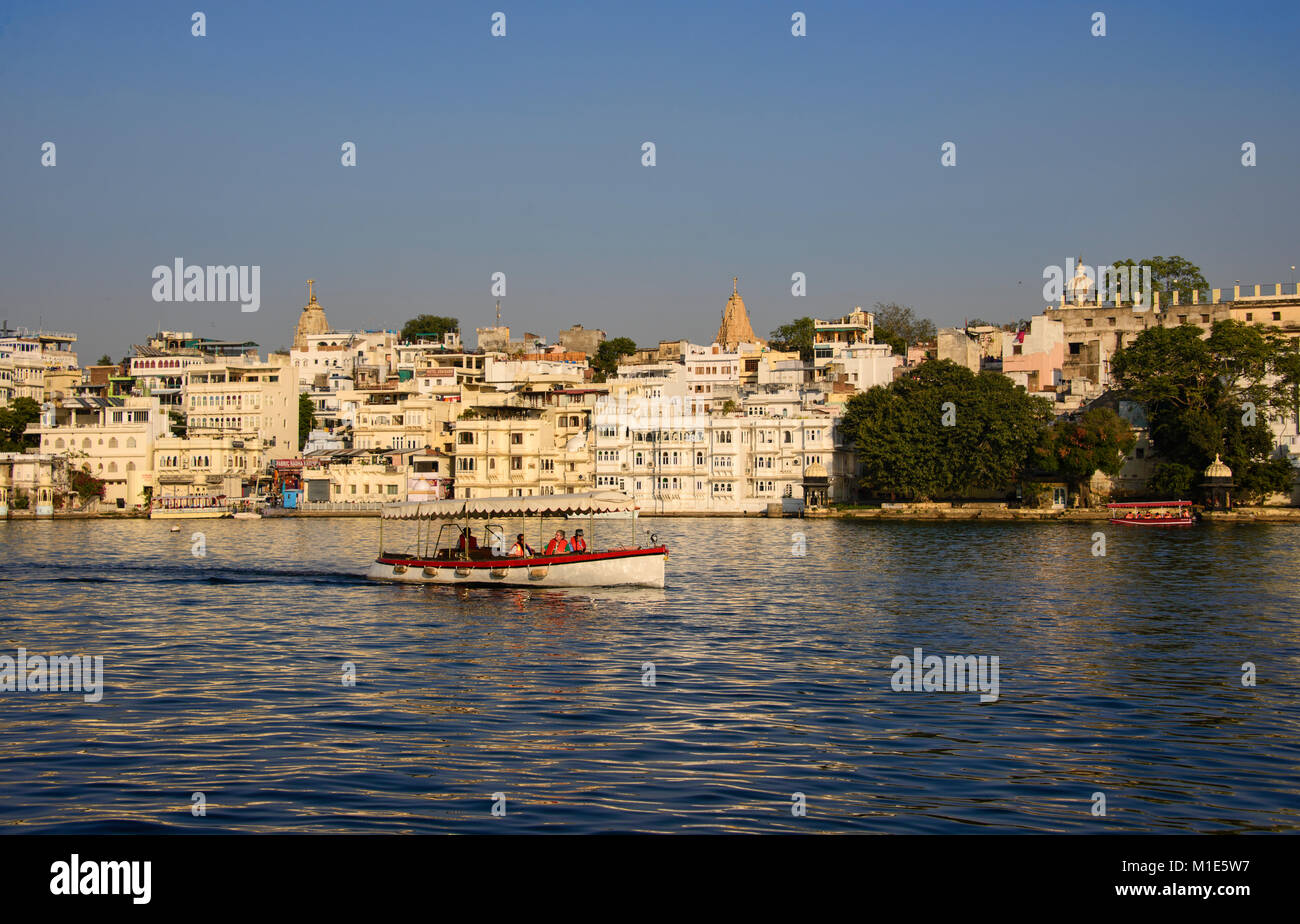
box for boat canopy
[381,490,638,520]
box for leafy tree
[840,360,1054,501]
[720,399,739,414]
[1110,320,1300,502]
[1148,462,1196,499]
[298,393,318,450]
[1113,255,1208,306]
[872,301,936,355]
[96,354,113,366]
[168,410,187,439]
[401,315,459,343]
[1033,406,1135,502]
[768,317,815,362]
[592,337,638,382]
[0,397,41,452]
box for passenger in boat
[509,534,535,557]
[456,527,479,553]
[545,529,571,556]
[570,529,588,553]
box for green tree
[401,315,459,343]
[1110,320,1300,502]
[0,397,41,452]
[69,468,105,503]
[1113,255,1208,306]
[1033,406,1136,502]
[298,393,318,450]
[872,301,936,355]
[592,337,638,382]
[96,354,113,366]
[768,317,815,362]
[840,360,1054,501]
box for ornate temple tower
[715,276,758,349]
[294,279,332,350]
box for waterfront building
[183,353,297,459]
[25,395,168,510]
[0,452,66,515]
[591,399,851,513]
[153,434,273,500]
[299,448,409,504]
[451,390,600,499]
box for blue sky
[2,0,1298,361]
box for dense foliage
[298,393,318,450]
[871,301,937,355]
[400,315,459,343]
[1112,255,1208,306]
[0,397,41,452]
[592,337,638,382]
[1032,406,1135,498]
[840,360,1053,500]
[768,317,815,361]
[1110,320,1300,502]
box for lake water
[1,516,1297,833]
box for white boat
[232,511,263,520]
[367,490,667,588]
[151,495,230,519]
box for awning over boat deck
[381,490,637,519]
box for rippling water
[1,515,1297,833]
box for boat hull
[367,547,667,588]
[1108,516,1194,526]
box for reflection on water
[0,516,1297,833]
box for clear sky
[2,0,1298,362]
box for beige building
[452,393,598,499]
[153,435,272,500]
[0,328,78,403]
[184,353,297,459]
[25,396,168,510]
[0,452,67,515]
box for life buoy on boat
[392,564,408,575]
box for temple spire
[307,279,316,304]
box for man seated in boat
[544,529,571,556]
[456,527,479,554]
[570,529,588,553]
[508,534,536,558]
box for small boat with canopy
[1107,500,1195,526]
[367,490,667,587]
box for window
[1068,342,1082,356]
[457,457,475,472]
[1274,312,1282,321]
[387,484,399,495]
[1012,344,1023,355]
[511,457,522,471]
[457,432,475,445]
[1246,313,1254,321]
[1084,318,1093,328]
[511,433,523,445]
[1107,317,1116,326]
[1201,314,1211,323]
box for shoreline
[5,508,1300,523]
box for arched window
[108,438,118,449]
[107,462,117,473]
[55,438,65,449]
[126,461,136,472]
[126,437,136,448]
[82,438,91,449]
